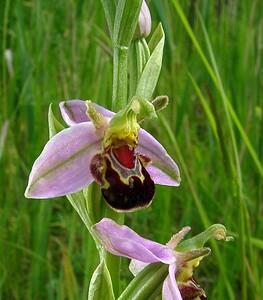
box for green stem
[106,43,127,294]
[103,0,144,294]
[102,209,124,297]
[112,45,128,111]
[104,22,128,296]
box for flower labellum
[92,145,155,211]
[25,99,181,212]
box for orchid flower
[25,99,180,212]
[93,218,231,300]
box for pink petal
[137,129,181,186]
[93,218,175,264]
[129,259,149,276]
[162,264,182,300]
[25,123,102,198]
[59,100,114,126]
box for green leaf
[129,39,150,97]
[100,0,116,39]
[88,260,115,300]
[48,104,64,139]
[135,23,165,100]
[148,22,164,53]
[135,39,149,76]
[113,0,143,47]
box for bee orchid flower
[25,99,180,211]
[93,219,231,299]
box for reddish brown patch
[113,145,135,169]
[90,153,104,184]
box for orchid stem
[104,208,124,297]
[112,45,128,112]
[104,19,128,296]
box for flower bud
[133,1,151,40]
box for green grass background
[0,0,262,299]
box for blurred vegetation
[0,0,262,299]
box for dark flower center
[90,145,155,211]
